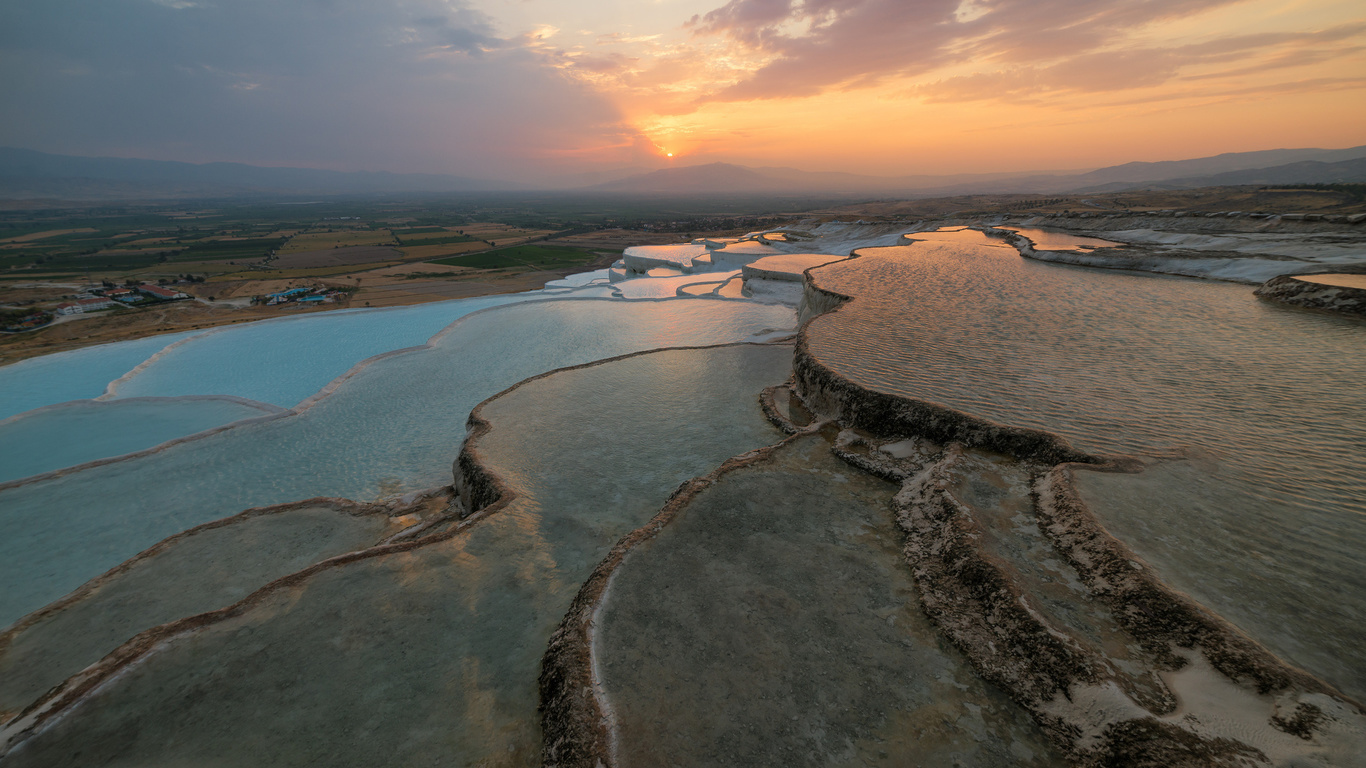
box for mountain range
[590,146,1366,195]
[0,147,518,200]
[2,145,1364,201]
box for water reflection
[1003,228,1121,252]
[804,234,1366,699]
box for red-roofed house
[138,284,188,300]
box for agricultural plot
[397,242,487,261]
[392,231,476,246]
[455,223,557,243]
[279,230,396,254]
[168,237,286,263]
[213,262,401,280]
[552,228,681,250]
[0,228,100,246]
[270,246,404,269]
[428,244,599,270]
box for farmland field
[0,228,98,244]
[429,244,600,270]
[271,246,405,269]
[214,262,402,280]
[392,231,477,246]
[398,242,487,260]
[0,194,812,362]
[278,230,396,254]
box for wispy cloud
[912,21,1366,102]
[668,0,1364,106]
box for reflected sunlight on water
[804,235,1366,699]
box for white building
[55,297,116,315]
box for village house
[137,284,188,300]
[55,297,116,315]
[104,288,139,302]
[266,287,312,305]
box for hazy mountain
[6,144,1366,201]
[593,146,1366,196]
[541,165,658,189]
[917,146,1366,196]
[1076,157,1366,193]
[0,147,520,200]
[590,162,1079,195]
[589,163,794,193]
[1066,146,1366,186]
[747,165,1075,193]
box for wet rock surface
[787,231,1366,765]
[0,344,792,767]
[590,433,1066,768]
[1254,274,1366,316]
[0,495,442,727]
[5,222,1364,768]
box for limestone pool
[1,223,1362,766]
[0,297,795,625]
[802,230,1366,700]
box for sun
[666,152,674,157]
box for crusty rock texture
[538,437,807,768]
[794,338,1099,466]
[791,242,1365,766]
[1254,274,1366,316]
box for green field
[394,233,477,247]
[0,196,803,287]
[428,244,599,270]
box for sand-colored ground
[184,278,352,301]
[351,273,560,307]
[270,246,404,269]
[395,229,472,242]
[139,260,254,276]
[279,230,397,254]
[551,229,684,250]
[0,301,338,366]
[1293,273,1366,289]
[0,248,620,363]
[816,187,1366,219]
[357,263,471,278]
[349,248,619,307]
[0,284,78,304]
[457,223,554,239]
[0,228,97,244]
[86,248,172,258]
[211,263,401,281]
[397,242,488,260]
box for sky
[1,0,1363,184]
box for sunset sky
[2,0,1363,183]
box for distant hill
[0,147,520,200]
[590,162,1075,195]
[1056,146,1366,187]
[1077,157,1366,192]
[5,144,1366,201]
[590,163,793,193]
[592,146,1366,196]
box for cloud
[912,22,1366,103]
[0,0,648,181]
[677,0,1346,104]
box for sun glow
[529,0,1366,177]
